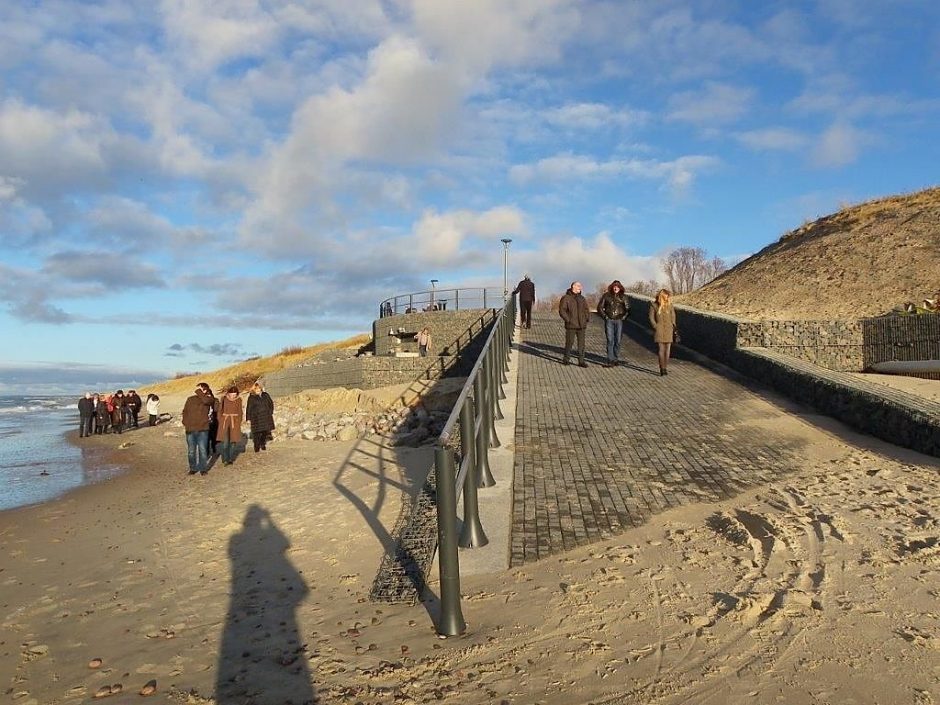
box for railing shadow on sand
[329,305,509,631]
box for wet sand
[1,398,938,704]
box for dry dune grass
[143,333,370,395]
[680,186,940,320]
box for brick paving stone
[510,312,812,566]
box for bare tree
[700,256,728,285]
[624,279,665,297]
[534,293,562,312]
[662,247,725,293]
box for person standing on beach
[559,281,591,367]
[146,394,160,426]
[96,394,110,434]
[597,280,629,367]
[110,390,126,434]
[182,384,214,474]
[126,390,142,428]
[215,387,243,466]
[77,393,94,437]
[649,288,677,376]
[246,381,275,452]
[513,274,536,329]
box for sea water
[0,396,125,512]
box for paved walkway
[510,311,810,566]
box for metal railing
[432,295,515,636]
[379,287,504,318]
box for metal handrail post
[491,350,506,413]
[484,356,501,447]
[458,400,488,548]
[497,325,509,386]
[473,374,496,487]
[434,447,466,636]
[501,313,511,375]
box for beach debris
[88,657,103,669]
[117,442,133,449]
[139,680,157,697]
[92,685,113,698]
[109,683,123,695]
[26,644,49,657]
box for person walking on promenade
[417,327,432,357]
[246,381,276,452]
[559,281,591,367]
[513,274,536,329]
[182,384,214,474]
[597,280,629,367]
[110,390,126,434]
[77,392,95,437]
[146,393,160,426]
[649,288,677,376]
[96,394,110,434]
[215,387,243,466]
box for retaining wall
[628,295,865,371]
[373,309,495,357]
[262,309,496,397]
[626,294,940,457]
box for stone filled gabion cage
[863,314,940,380]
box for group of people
[77,390,161,437]
[181,381,276,475]
[550,279,677,376]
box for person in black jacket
[558,282,591,367]
[246,381,275,452]
[77,393,95,437]
[513,275,536,329]
[597,280,629,367]
[125,390,143,428]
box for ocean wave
[0,405,75,415]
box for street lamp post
[500,238,512,301]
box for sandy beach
[1,391,938,705]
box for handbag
[672,328,681,344]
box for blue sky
[1,0,938,393]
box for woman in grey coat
[649,288,676,376]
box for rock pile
[274,405,451,445]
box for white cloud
[240,35,469,252]
[737,127,807,151]
[160,0,281,71]
[411,0,581,72]
[545,102,648,130]
[667,82,754,125]
[813,121,868,167]
[412,206,527,265]
[509,153,719,194]
[517,232,663,296]
[0,99,114,196]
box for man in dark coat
[77,392,95,437]
[182,384,214,474]
[596,280,629,367]
[558,281,591,367]
[125,390,143,428]
[513,275,536,329]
